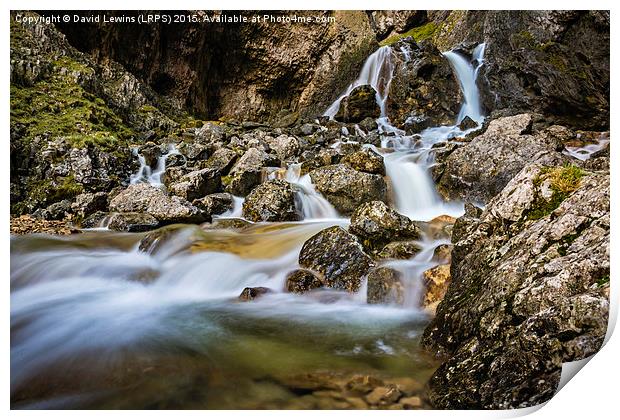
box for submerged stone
[239,286,272,301]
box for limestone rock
[192,193,234,219]
[242,180,300,222]
[436,114,571,202]
[107,212,159,232]
[335,85,381,123]
[168,168,221,201]
[309,164,387,215]
[349,201,421,251]
[422,163,609,409]
[298,226,374,292]
[109,183,207,224]
[367,267,405,305]
[341,148,385,175]
[285,269,323,294]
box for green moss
[11,56,134,152]
[526,165,585,221]
[379,22,438,46]
[12,174,84,214]
[597,275,610,287]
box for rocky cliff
[422,159,610,408]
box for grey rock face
[298,226,374,292]
[387,39,462,128]
[436,114,570,202]
[422,163,610,409]
[109,183,207,225]
[242,180,300,222]
[309,164,387,215]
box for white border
[3,1,617,419]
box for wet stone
[239,287,272,301]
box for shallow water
[11,223,441,409]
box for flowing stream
[11,43,487,409]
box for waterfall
[444,43,486,124]
[130,144,181,187]
[324,46,395,119]
[286,164,340,220]
[375,43,487,221]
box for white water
[11,42,489,404]
[11,222,432,392]
[563,132,610,161]
[324,46,395,119]
[443,43,486,124]
[322,44,487,221]
[130,144,181,187]
[283,164,341,220]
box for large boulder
[309,164,387,215]
[436,114,570,202]
[192,193,234,219]
[242,180,300,222]
[109,183,207,224]
[266,134,301,161]
[225,147,275,196]
[341,148,385,175]
[201,147,237,173]
[349,201,421,251]
[422,163,609,409]
[70,192,108,219]
[335,85,381,123]
[298,226,374,292]
[168,168,221,201]
[387,39,462,128]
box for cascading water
[444,43,486,124]
[361,43,488,221]
[281,164,340,220]
[130,144,181,187]
[11,222,437,408]
[11,42,487,409]
[324,46,395,120]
